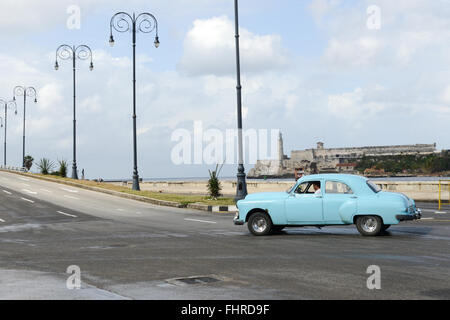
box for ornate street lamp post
[54,45,94,179]
[234,0,248,201]
[0,98,17,166]
[13,86,37,168]
[109,12,160,191]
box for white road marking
[184,218,217,224]
[63,195,80,200]
[22,189,37,195]
[19,177,30,181]
[57,211,77,218]
[421,218,435,220]
[40,188,51,193]
[21,197,35,203]
[435,211,447,214]
[0,218,5,223]
[116,208,125,212]
[22,183,31,187]
[61,188,78,193]
[3,190,12,195]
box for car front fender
[238,200,287,225]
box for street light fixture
[0,98,17,166]
[233,0,248,201]
[109,12,159,191]
[54,44,94,179]
[13,86,37,168]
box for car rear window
[367,180,382,193]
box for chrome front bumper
[233,211,244,225]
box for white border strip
[57,211,77,218]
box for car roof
[300,174,368,182]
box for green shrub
[207,164,223,199]
[37,158,55,175]
[58,159,68,178]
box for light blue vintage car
[234,174,421,236]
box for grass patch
[29,173,236,206]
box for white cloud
[80,95,102,113]
[441,85,450,104]
[0,0,104,33]
[325,36,382,67]
[328,87,386,121]
[310,0,450,68]
[37,83,64,112]
[178,16,289,76]
[0,0,230,34]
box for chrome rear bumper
[396,209,421,221]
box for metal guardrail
[0,165,27,172]
[439,180,450,211]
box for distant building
[336,163,357,172]
[248,135,437,178]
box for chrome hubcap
[362,217,378,233]
[252,217,267,233]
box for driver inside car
[312,182,321,194]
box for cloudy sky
[0,0,449,180]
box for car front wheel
[356,216,383,236]
[248,212,273,236]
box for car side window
[325,181,353,194]
[295,182,310,194]
[295,182,318,194]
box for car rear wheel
[248,212,273,236]
[356,216,383,236]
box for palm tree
[23,155,34,171]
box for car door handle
[315,195,323,198]
[350,196,358,199]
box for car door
[285,181,324,224]
[322,180,358,224]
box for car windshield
[286,183,297,193]
[367,180,382,193]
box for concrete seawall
[113,180,450,202]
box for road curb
[186,203,237,213]
[0,169,237,213]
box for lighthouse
[278,132,285,161]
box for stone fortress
[248,133,437,178]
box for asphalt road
[0,170,449,300]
